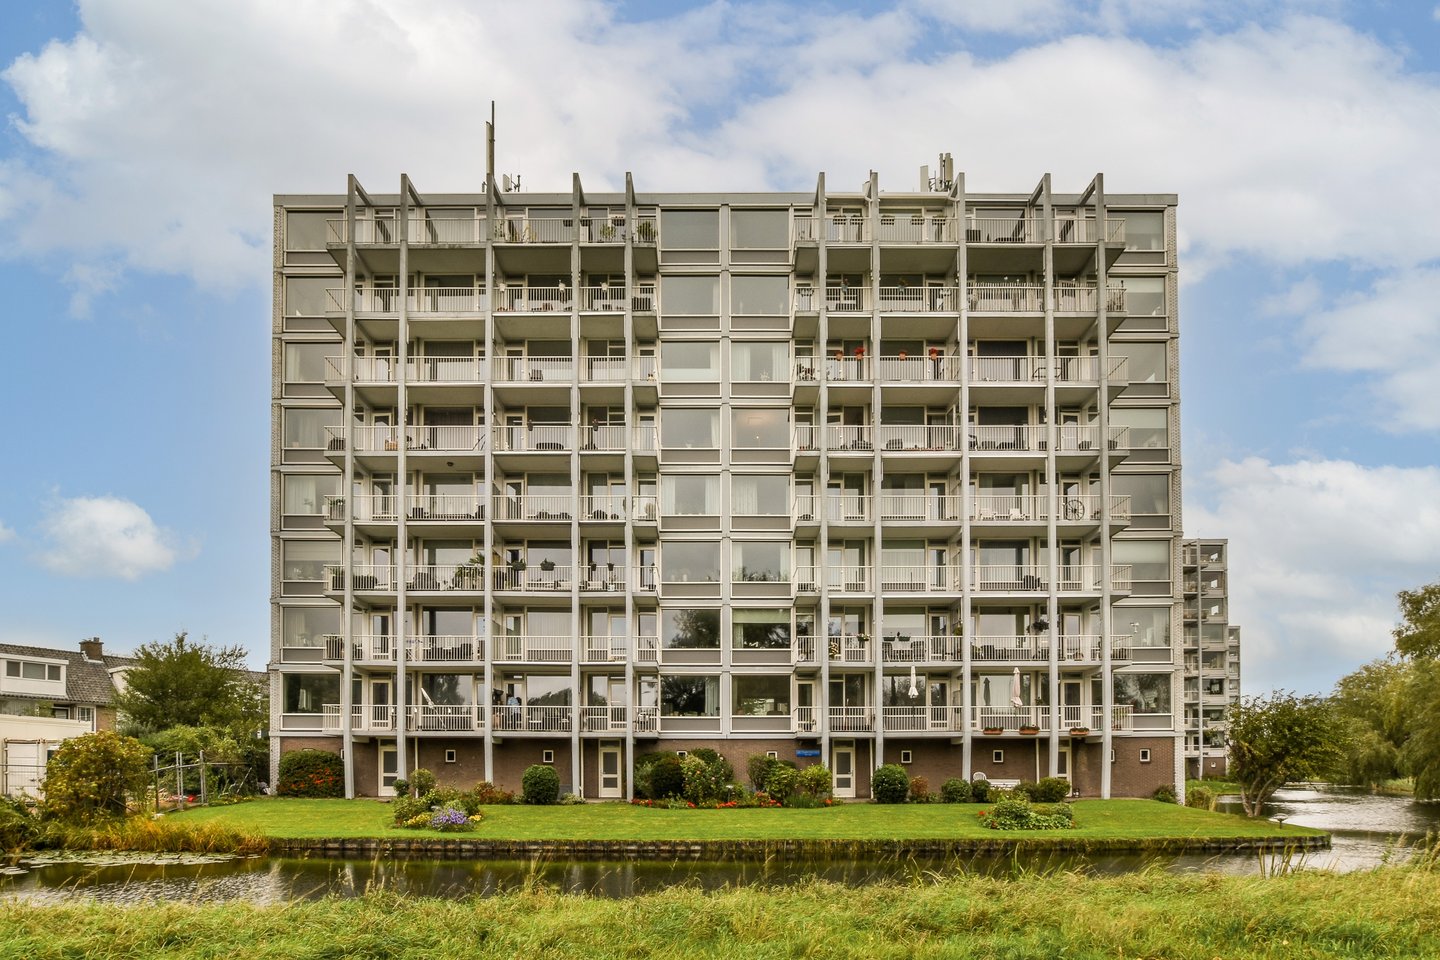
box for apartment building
[271,164,1184,800]
[1181,538,1242,778]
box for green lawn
[177,797,1321,843]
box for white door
[599,743,623,798]
[832,743,856,798]
[1057,741,1071,780]
[378,743,398,797]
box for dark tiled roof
[0,642,136,706]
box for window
[1113,540,1171,592]
[1139,748,1152,763]
[731,276,789,314]
[661,675,721,716]
[732,609,792,649]
[732,675,791,716]
[282,606,340,649]
[993,750,1005,764]
[900,750,913,764]
[1110,474,1169,516]
[1112,341,1167,386]
[661,542,721,584]
[660,276,720,313]
[1115,606,1171,647]
[661,409,719,448]
[732,474,789,515]
[732,408,790,448]
[286,211,333,250]
[766,750,779,759]
[1114,673,1172,714]
[732,541,789,582]
[444,749,458,763]
[662,608,721,648]
[731,210,789,248]
[661,474,719,515]
[1118,211,1164,251]
[1118,276,1165,316]
[661,342,719,381]
[282,407,342,449]
[1111,408,1167,450]
[282,473,340,515]
[78,706,94,723]
[5,661,61,681]
[282,539,340,582]
[284,342,332,383]
[284,277,332,316]
[542,750,555,764]
[660,210,719,249]
[283,673,339,713]
[732,341,789,382]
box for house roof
[0,642,136,706]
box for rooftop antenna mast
[486,101,495,193]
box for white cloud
[38,495,182,580]
[1291,266,1440,431]
[62,259,121,318]
[1186,458,1440,695]
[909,0,1070,33]
[0,521,15,543]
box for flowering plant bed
[1069,727,1091,737]
[401,806,484,832]
[982,727,1004,735]
[1018,725,1041,735]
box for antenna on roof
[486,101,496,193]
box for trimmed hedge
[277,749,344,798]
[872,764,909,804]
[521,764,560,805]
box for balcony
[966,217,1041,244]
[323,633,395,662]
[327,424,488,455]
[971,494,1130,523]
[489,705,574,734]
[877,424,965,453]
[880,635,962,663]
[876,354,962,382]
[971,564,1132,593]
[881,706,963,733]
[321,704,398,733]
[324,564,396,593]
[324,288,488,315]
[969,284,1044,312]
[829,706,875,732]
[827,633,872,663]
[876,286,959,312]
[879,564,959,593]
[492,424,575,453]
[493,635,573,663]
[824,285,870,312]
[497,285,572,312]
[493,356,573,383]
[325,216,491,246]
[491,494,576,522]
[579,705,635,733]
[875,214,955,243]
[824,425,874,452]
[793,494,871,524]
[824,356,871,383]
[877,493,964,522]
[578,286,627,312]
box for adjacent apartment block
[1182,538,1242,778]
[271,164,1184,800]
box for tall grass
[53,816,268,856]
[2,858,1439,959]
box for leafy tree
[1399,658,1440,801]
[1394,582,1440,658]
[1226,692,1345,816]
[41,731,153,824]
[114,632,266,737]
[1332,658,1410,789]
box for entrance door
[796,681,816,732]
[379,743,398,797]
[832,742,856,798]
[1062,679,1084,729]
[1057,741,1072,780]
[370,678,393,732]
[929,680,950,729]
[599,743,623,798]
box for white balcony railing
[875,215,955,243]
[408,217,488,244]
[324,565,396,591]
[828,634,871,663]
[579,705,632,732]
[494,635,573,662]
[495,217,573,244]
[583,357,628,383]
[493,567,578,592]
[876,354,962,382]
[579,286,628,312]
[876,424,965,452]
[409,635,484,662]
[825,425,874,452]
[876,493,964,522]
[971,564,1132,592]
[792,494,871,523]
[411,287,488,314]
[328,425,487,454]
[968,424,1039,452]
[406,356,485,383]
[968,284,1045,312]
[492,424,575,452]
[878,564,958,592]
[877,286,959,312]
[824,286,870,311]
[971,706,1052,732]
[881,706,962,732]
[582,424,629,452]
[493,356,574,383]
[880,634,962,662]
[406,494,486,520]
[824,356,871,382]
[497,285,573,312]
[828,706,875,732]
[966,217,1040,244]
[825,215,869,243]
[825,566,872,593]
[582,636,630,663]
[491,495,576,522]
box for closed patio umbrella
[1010,667,1023,708]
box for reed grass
[1,858,1437,959]
[53,817,268,856]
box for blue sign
[796,749,821,757]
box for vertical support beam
[1094,173,1115,800]
[622,171,637,800]
[395,175,413,782]
[1041,175,1060,779]
[815,172,832,780]
[341,175,359,798]
[955,172,972,779]
[570,172,584,798]
[482,166,498,786]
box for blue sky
[1,0,1438,694]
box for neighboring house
[1180,539,1242,779]
[0,637,135,796]
[272,163,1188,801]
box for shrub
[521,764,561,805]
[1186,785,1217,811]
[681,754,732,805]
[646,755,685,800]
[764,765,800,804]
[558,793,587,805]
[872,764,910,804]
[276,749,344,799]
[689,748,721,765]
[796,764,833,803]
[470,781,516,805]
[429,806,477,832]
[409,768,438,797]
[1153,784,1178,804]
[0,797,43,851]
[940,778,972,803]
[908,775,931,803]
[979,794,1076,831]
[1032,777,1072,803]
[970,779,992,804]
[746,754,795,793]
[391,794,428,825]
[42,731,154,823]
[391,777,410,798]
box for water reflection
[3,787,1435,904]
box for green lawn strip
[176,797,1322,843]
[0,866,1433,960]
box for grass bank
[176,797,1321,845]
[1,861,1436,959]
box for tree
[113,632,266,737]
[1394,582,1440,659]
[1226,692,1345,817]
[1399,658,1440,801]
[41,731,153,824]
[1332,658,1410,789]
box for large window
[732,609,791,649]
[284,342,332,383]
[731,210,789,248]
[661,675,721,716]
[731,276,789,314]
[1111,474,1169,517]
[1119,276,1165,316]
[660,210,719,249]
[1112,341,1167,386]
[661,474,720,515]
[661,341,719,381]
[1114,673,1172,714]
[662,609,721,649]
[660,276,720,313]
[661,542,721,583]
[732,474,789,514]
[284,277,332,316]
[1116,606,1171,648]
[1111,408,1168,450]
[731,408,790,448]
[732,541,789,582]
[285,211,332,250]
[281,606,340,648]
[1118,211,1164,251]
[732,341,789,381]
[1113,540,1171,591]
[661,409,719,448]
[282,539,340,582]
[283,673,339,713]
[281,474,340,515]
[732,675,791,716]
[282,407,341,449]
[5,661,61,681]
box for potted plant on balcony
[983,725,1004,736]
[453,555,484,590]
[539,558,556,572]
[634,219,656,243]
[1018,723,1041,735]
[1069,726,1091,737]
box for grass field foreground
[176,796,1322,843]
[1,863,1435,959]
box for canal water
[2,787,1436,904]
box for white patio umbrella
[908,664,919,699]
[1010,667,1023,708]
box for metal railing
[497,285,573,312]
[825,566,872,594]
[324,564,395,591]
[877,286,959,312]
[825,216,869,243]
[408,216,487,244]
[579,286,628,312]
[793,494,871,523]
[407,356,485,383]
[489,705,575,733]
[493,567,578,592]
[491,494,576,521]
[875,215,955,243]
[823,286,869,311]
[966,217,1040,243]
[824,356,870,382]
[876,493,964,521]
[581,424,629,452]
[968,284,1045,312]
[579,705,632,732]
[878,564,959,592]
[881,706,962,732]
[411,287,488,314]
[492,424,575,452]
[880,635,962,662]
[494,217,573,244]
[583,357,628,383]
[409,635,485,662]
[825,425,874,451]
[828,706,875,732]
[876,424,965,452]
[327,424,487,454]
[970,564,1133,592]
[494,635,573,662]
[876,354,962,382]
[493,355,574,383]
